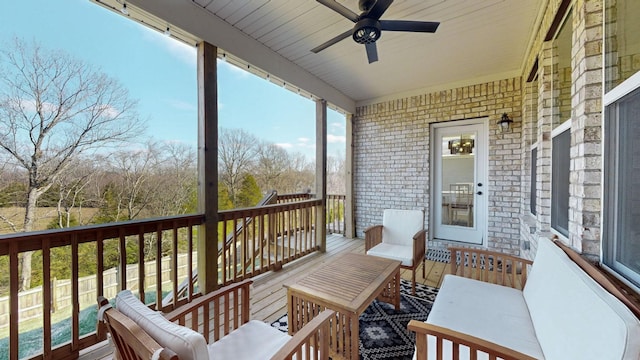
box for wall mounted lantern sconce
[497,113,513,132]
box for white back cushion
[523,237,640,359]
[116,290,209,360]
[382,209,424,246]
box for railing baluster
[172,221,179,307]
[156,224,163,311]
[187,224,194,302]
[43,238,52,359]
[9,242,18,360]
[71,234,79,350]
[97,230,104,299]
[137,227,145,303]
[221,218,227,285]
[232,217,238,282]
[119,228,126,292]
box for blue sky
[0,0,346,159]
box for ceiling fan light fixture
[353,18,381,44]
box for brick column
[569,0,603,257]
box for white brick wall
[354,78,523,254]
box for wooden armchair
[364,209,426,295]
[98,279,334,360]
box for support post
[197,41,219,294]
[344,113,356,238]
[316,99,327,252]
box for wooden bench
[408,237,640,360]
[98,279,334,360]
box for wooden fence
[0,253,195,331]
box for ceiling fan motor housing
[353,18,381,44]
[358,0,377,11]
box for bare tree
[50,158,99,228]
[104,142,161,221]
[0,39,144,290]
[327,153,346,194]
[147,141,197,216]
[218,128,258,205]
[254,142,290,192]
[281,152,315,193]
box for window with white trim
[603,0,640,289]
[604,88,640,288]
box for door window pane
[441,134,475,227]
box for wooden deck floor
[251,233,447,323]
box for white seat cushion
[367,243,413,267]
[382,209,424,246]
[523,237,640,360]
[208,320,292,360]
[116,290,209,360]
[425,275,544,360]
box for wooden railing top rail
[0,214,205,255]
[218,199,321,221]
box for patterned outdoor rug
[425,248,451,263]
[270,279,438,360]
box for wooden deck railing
[217,199,321,285]
[277,192,345,235]
[0,197,325,360]
[326,194,345,235]
[0,214,204,360]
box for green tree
[0,182,27,207]
[94,182,124,224]
[235,174,262,208]
[218,183,233,210]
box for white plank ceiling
[105,0,544,111]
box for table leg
[351,312,359,360]
[393,269,400,311]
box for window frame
[550,119,571,240]
[603,73,640,291]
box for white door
[432,120,487,245]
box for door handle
[476,191,483,195]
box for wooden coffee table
[285,253,401,360]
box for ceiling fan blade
[316,0,359,22]
[365,0,393,20]
[380,20,440,33]
[311,29,353,53]
[365,42,378,63]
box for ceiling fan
[311,0,440,63]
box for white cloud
[327,134,346,143]
[98,104,121,119]
[330,122,345,130]
[297,137,310,143]
[275,143,293,149]
[17,99,56,113]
